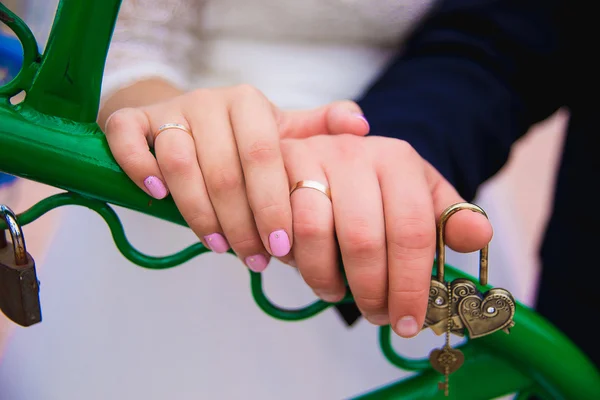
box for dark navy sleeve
[356,0,564,200]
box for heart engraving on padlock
[448,279,479,336]
[424,278,479,336]
[458,288,515,339]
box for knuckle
[118,149,145,171]
[300,272,336,292]
[186,211,218,235]
[389,217,434,257]
[293,207,331,242]
[389,285,429,304]
[364,313,390,326]
[348,268,387,312]
[185,88,220,111]
[159,151,196,175]
[341,224,385,260]
[105,108,140,133]
[389,139,418,159]
[243,139,279,165]
[254,202,289,226]
[227,233,263,255]
[206,167,244,194]
[189,87,213,102]
[294,220,330,243]
[354,292,387,313]
[234,83,262,99]
[348,237,383,260]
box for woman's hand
[279,134,493,338]
[102,85,369,272]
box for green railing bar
[378,325,431,371]
[0,105,186,226]
[0,3,40,96]
[24,0,123,122]
[4,192,206,269]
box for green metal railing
[0,1,599,398]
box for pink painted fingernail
[204,233,230,253]
[395,316,419,338]
[144,176,168,199]
[354,113,370,130]
[269,229,291,257]
[245,254,269,272]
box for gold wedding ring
[154,123,192,141]
[290,180,331,200]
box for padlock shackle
[436,203,489,285]
[0,205,28,265]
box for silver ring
[154,123,192,140]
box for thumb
[277,100,370,139]
[424,161,493,253]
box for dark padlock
[0,204,42,326]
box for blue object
[0,30,23,187]
[0,31,23,84]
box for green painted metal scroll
[0,1,599,398]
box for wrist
[98,78,184,128]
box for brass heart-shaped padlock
[458,288,516,339]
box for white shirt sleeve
[101,0,201,103]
